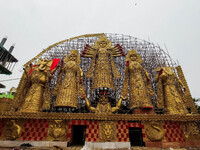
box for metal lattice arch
[24,33,178,112]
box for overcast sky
[0,0,200,99]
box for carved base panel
[0,118,199,148]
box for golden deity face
[99,95,109,104]
[69,54,77,61]
[130,54,137,61]
[99,41,107,48]
[104,124,112,139]
[38,59,49,71]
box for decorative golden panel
[1,119,24,140]
[143,121,164,142]
[98,121,117,142]
[46,120,68,141]
[181,121,200,141]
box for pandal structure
[0,33,199,149]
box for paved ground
[0,146,199,150]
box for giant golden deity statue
[155,67,188,114]
[53,50,85,108]
[81,36,124,90]
[16,59,53,113]
[121,50,154,109]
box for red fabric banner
[50,59,60,72]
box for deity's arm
[155,74,159,83]
[154,72,165,108]
[85,97,96,113]
[142,67,151,81]
[15,124,21,138]
[110,56,121,79]
[108,44,125,57]
[83,49,96,56]
[77,66,83,81]
[52,66,64,95]
[81,45,97,58]
[82,52,95,58]
[142,67,155,97]
[109,49,123,57]
[77,66,86,97]
[111,97,123,113]
[120,66,129,99]
[86,54,96,78]
[110,52,122,57]
[42,71,52,110]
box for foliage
[193,98,200,114]
[0,92,14,99]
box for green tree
[193,98,200,114]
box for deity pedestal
[0,113,199,149]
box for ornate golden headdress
[125,49,143,64]
[36,58,53,71]
[154,67,175,75]
[98,36,108,42]
[64,49,81,64]
[93,36,112,49]
[70,49,79,55]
